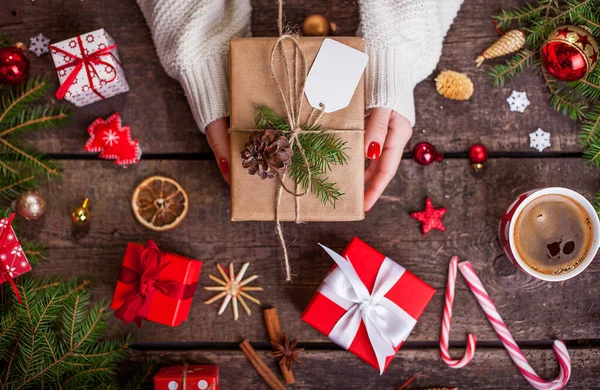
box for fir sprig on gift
[489,0,600,211]
[0,277,132,390]
[253,106,349,206]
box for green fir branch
[489,50,537,87]
[0,78,52,126]
[253,106,350,206]
[254,106,290,131]
[593,190,600,215]
[493,1,553,30]
[1,277,132,390]
[580,105,600,146]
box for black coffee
[514,194,593,275]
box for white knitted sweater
[136,0,463,131]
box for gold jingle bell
[302,14,331,36]
[71,198,91,226]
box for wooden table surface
[3,0,599,388]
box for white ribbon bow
[318,244,417,374]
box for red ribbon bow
[50,34,119,101]
[113,240,198,327]
[0,214,23,304]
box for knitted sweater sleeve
[358,0,464,126]
[136,0,252,133]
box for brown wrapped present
[229,37,365,222]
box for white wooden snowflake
[506,90,530,113]
[529,128,551,152]
[29,33,50,57]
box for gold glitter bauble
[15,191,46,220]
[435,70,474,101]
[71,198,91,226]
[302,14,330,36]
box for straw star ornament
[204,262,263,320]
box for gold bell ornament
[475,22,525,68]
[71,198,91,226]
[302,14,332,36]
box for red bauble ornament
[541,25,598,82]
[411,197,447,235]
[0,44,30,85]
[412,142,443,165]
[468,143,488,171]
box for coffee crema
[513,194,593,275]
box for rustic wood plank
[22,158,600,343]
[1,0,584,154]
[132,348,600,389]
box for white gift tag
[304,38,368,113]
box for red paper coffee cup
[499,187,600,281]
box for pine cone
[242,130,293,179]
[435,70,474,101]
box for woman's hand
[364,108,413,212]
[206,118,231,184]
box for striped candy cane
[458,261,571,390]
[440,256,477,368]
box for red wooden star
[84,112,141,166]
[410,197,447,235]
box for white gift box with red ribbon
[50,29,129,107]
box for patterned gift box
[301,237,435,373]
[154,365,219,390]
[110,241,202,327]
[0,216,30,285]
[50,28,129,107]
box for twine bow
[113,240,198,327]
[51,35,119,100]
[269,33,328,281]
[0,214,23,304]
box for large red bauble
[541,25,598,82]
[412,142,443,165]
[0,46,29,85]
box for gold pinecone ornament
[476,29,526,67]
[435,70,474,100]
[242,130,293,179]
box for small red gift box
[154,365,219,390]
[110,241,202,327]
[301,237,435,373]
[0,215,30,285]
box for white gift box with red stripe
[50,29,129,107]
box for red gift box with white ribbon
[154,365,219,390]
[301,237,435,374]
[50,28,129,107]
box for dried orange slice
[131,176,188,231]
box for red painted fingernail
[219,158,229,175]
[367,142,381,160]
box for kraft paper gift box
[229,37,365,222]
[301,237,436,373]
[110,241,202,327]
[50,28,129,107]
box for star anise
[271,336,304,370]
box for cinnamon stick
[239,339,286,390]
[263,308,295,384]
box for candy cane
[440,256,477,368]
[457,261,571,390]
